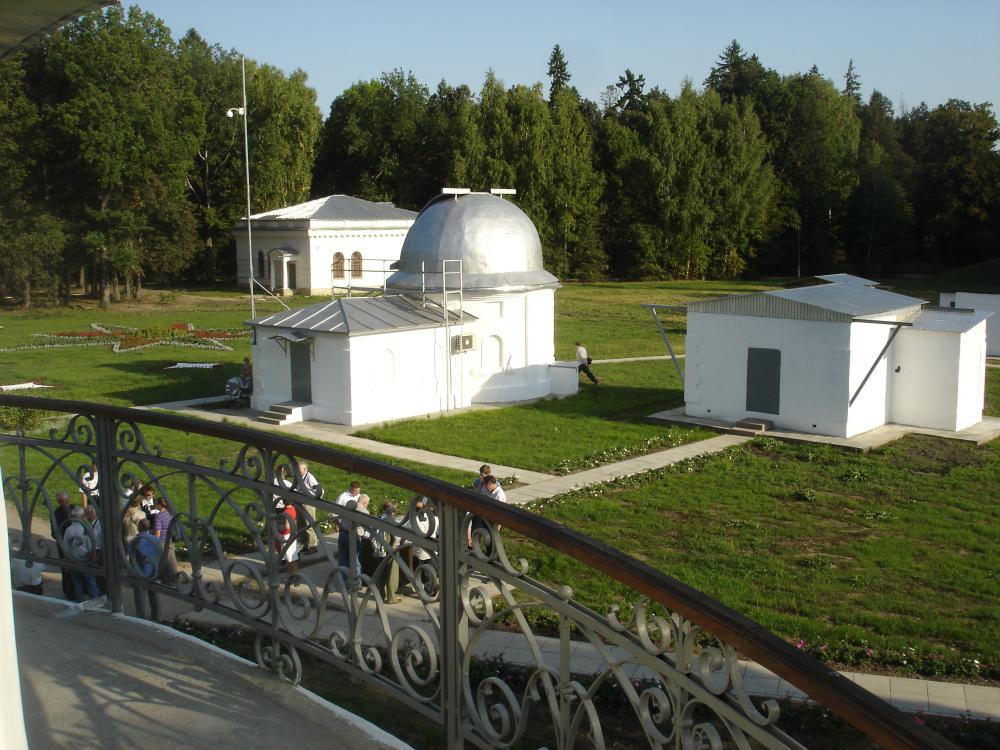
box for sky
[126,0,1000,115]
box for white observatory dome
[386,192,558,292]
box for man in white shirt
[335,480,361,573]
[296,461,322,553]
[575,341,599,384]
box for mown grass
[0,291,326,405]
[356,361,714,474]
[553,278,777,360]
[511,434,1000,679]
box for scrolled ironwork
[0,395,958,750]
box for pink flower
[795,639,806,650]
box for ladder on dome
[441,259,464,411]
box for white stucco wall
[340,327,457,425]
[0,469,30,750]
[955,323,988,430]
[844,320,896,437]
[464,289,556,404]
[942,292,1000,356]
[236,224,412,295]
[889,329,962,430]
[685,313,854,436]
[250,332,294,410]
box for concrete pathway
[14,593,412,750]
[505,434,750,503]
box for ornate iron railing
[0,395,955,749]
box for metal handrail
[0,394,956,749]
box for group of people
[269,461,512,605]
[11,476,181,621]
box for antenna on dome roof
[490,188,516,198]
[441,187,470,196]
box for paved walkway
[14,593,412,750]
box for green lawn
[513,433,1000,679]
[356,361,714,474]
[553,279,777,360]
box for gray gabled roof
[815,273,880,286]
[905,306,993,333]
[687,283,926,322]
[247,295,474,336]
[248,195,417,223]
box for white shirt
[575,345,589,364]
[298,471,321,498]
[12,558,43,587]
[336,489,360,530]
[486,484,507,504]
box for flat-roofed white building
[233,195,417,296]
[684,282,991,437]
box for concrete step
[729,427,762,437]
[735,418,774,433]
[270,405,297,416]
[256,414,286,426]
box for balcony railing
[0,395,955,749]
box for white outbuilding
[940,292,1000,356]
[246,191,578,426]
[683,282,991,437]
[233,195,417,296]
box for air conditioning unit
[451,334,474,353]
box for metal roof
[247,195,417,224]
[386,192,559,292]
[247,295,474,336]
[814,273,880,286]
[904,306,993,333]
[687,283,926,321]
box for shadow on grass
[512,382,684,423]
[95,359,241,406]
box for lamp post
[227,55,255,318]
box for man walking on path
[575,341,599,384]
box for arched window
[256,251,265,279]
[331,253,345,280]
[351,251,362,279]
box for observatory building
[682,279,991,437]
[246,190,578,426]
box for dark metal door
[290,342,312,402]
[746,347,780,414]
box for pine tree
[843,59,862,104]
[547,44,571,102]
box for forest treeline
[1,6,998,307]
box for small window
[256,250,265,278]
[332,253,344,279]
[351,251,362,279]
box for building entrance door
[746,347,780,414]
[290,342,312,402]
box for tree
[177,31,246,280]
[312,70,425,207]
[843,91,913,273]
[25,6,203,304]
[769,71,861,273]
[547,44,571,101]
[422,81,483,196]
[902,99,1000,267]
[505,84,554,257]
[843,59,861,104]
[247,63,322,211]
[470,70,515,189]
[548,89,605,279]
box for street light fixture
[227,56,255,318]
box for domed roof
[386,192,558,292]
